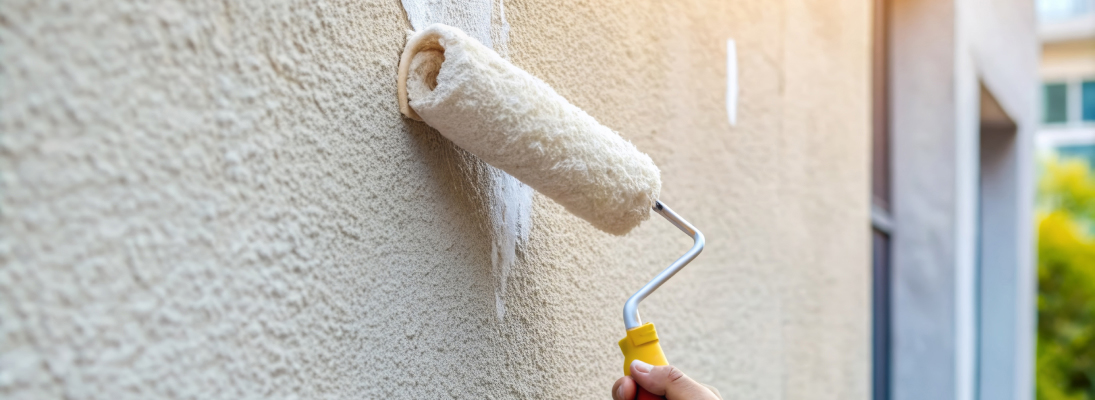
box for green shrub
[1037,158,1095,400]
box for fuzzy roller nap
[397,23,661,236]
[397,24,707,378]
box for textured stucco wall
[0,0,870,398]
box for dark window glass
[1044,83,1069,124]
[872,229,891,400]
[1082,81,1095,122]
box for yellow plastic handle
[618,322,668,375]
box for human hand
[611,360,721,400]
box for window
[1083,81,1095,122]
[1044,83,1069,124]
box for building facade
[1036,0,1095,160]
[873,0,1039,399]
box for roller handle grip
[618,322,668,376]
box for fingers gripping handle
[618,322,668,375]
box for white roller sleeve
[397,24,661,235]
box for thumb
[629,360,720,400]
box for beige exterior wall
[1041,39,1095,80]
[0,0,870,398]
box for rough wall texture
[0,0,870,398]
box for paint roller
[397,23,705,376]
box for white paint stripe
[399,0,494,48]
[726,39,738,127]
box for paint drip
[489,172,532,320]
[400,0,531,321]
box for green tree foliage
[1037,158,1095,400]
